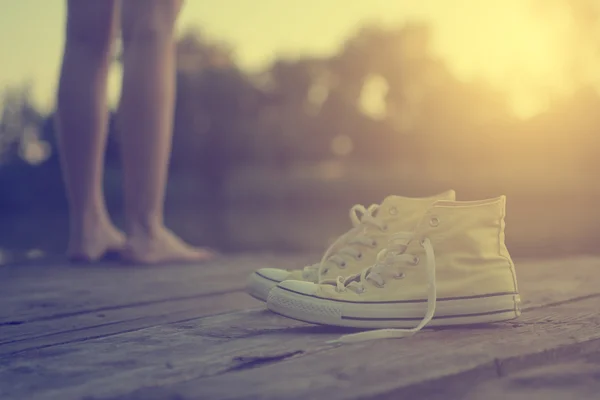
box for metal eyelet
[429,216,440,227]
[339,262,347,269]
[393,272,406,279]
[412,256,420,265]
[389,207,398,215]
[356,253,363,260]
[381,224,389,232]
[371,240,378,247]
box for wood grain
[2,256,600,400]
[109,299,600,400]
[0,292,261,356]
[1,295,600,399]
[2,256,598,351]
[0,254,313,325]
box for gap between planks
[108,298,600,400]
[2,295,600,400]
[0,291,261,355]
[2,256,600,354]
[0,253,313,324]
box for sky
[1,0,599,118]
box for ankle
[125,215,164,239]
[70,207,111,233]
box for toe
[276,280,319,295]
[256,268,291,283]
[191,247,218,261]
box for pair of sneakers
[246,191,521,343]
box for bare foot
[67,220,127,262]
[121,226,216,265]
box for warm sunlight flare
[492,0,596,117]
[182,0,600,120]
[420,0,600,119]
[2,0,598,120]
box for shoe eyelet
[419,238,427,247]
[389,207,398,215]
[381,224,389,232]
[412,256,420,265]
[371,240,378,247]
[322,268,329,275]
[393,272,406,279]
[429,216,440,227]
[339,262,347,269]
[356,253,363,260]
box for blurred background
[1,0,600,263]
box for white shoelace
[301,203,388,283]
[326,232,438,344]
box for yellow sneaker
[246,190,456,302]
[267,196,521,343]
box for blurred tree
[0,83,45,165]
[3,20,600,254]
[170,28,276,247]
[0,86,66,213]
[171,27,273,179]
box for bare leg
[56,0,125,261]
[118,0,214,264]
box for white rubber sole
[246,271,281,302]
[267,286,521,328]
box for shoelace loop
[300,203,389,282]
[327,233,438,344]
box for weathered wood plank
[411,350,600,400]
[510,256,600,310]
[1,256,599,400]
[0,291,261,356]
[2,294,600,400]
[461,358,600,400]
[0,253,312,325]
[5,253,591,327]
[98,298,600,400]
[3,256,597,352]
[2,255,595,326]
[0,253,312,349]
[0,309,333,400]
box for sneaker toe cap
[256,268,291,283]
[277,280,319,295]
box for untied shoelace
[301,203,389,283]
[326,232,438,344]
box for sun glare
[359,74,388,120]
[430,0,599,119]
[1,0,598,119]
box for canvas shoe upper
[267,196,521,343]
[246,190,456,302]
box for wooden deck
[2,254,600,400]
